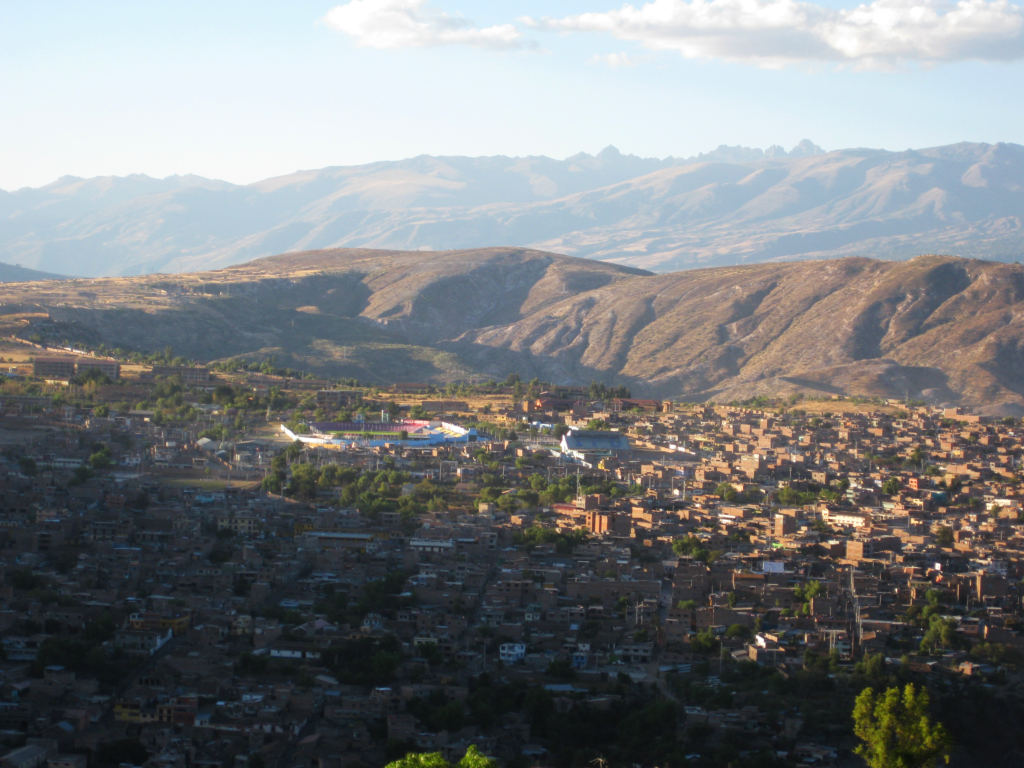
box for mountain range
[5,247,1024,411]
[2,140,1023,278]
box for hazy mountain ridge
[0,262,65,283]
[3,247,1024,408]
[10,140,1024,277]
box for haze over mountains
[2,141,1022,277]
[5,247,1024,411]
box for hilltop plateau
[4,247,1024,409]
[2,141,1023,277]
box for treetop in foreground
[853,683,951,768]
[385,746,497,768]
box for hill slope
[0,262,64,282]
[3,248,1024,407]
[0,248,646,386]
[450,255,1024,407]
[2,142,1022,277]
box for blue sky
[1,0,1023,190]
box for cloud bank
[323,0,525,50]
[524,0,1024,68]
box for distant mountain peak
[2,141,1021,278]
[789,139,826,157]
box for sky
[2,0,1024,191]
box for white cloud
[323,0,526,51]
[524,0,1024,68]
[588,51,654,66]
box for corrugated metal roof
[562,431,630,451]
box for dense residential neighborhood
[0,355,1023,768]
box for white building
[499,643,526,664]
[823,510,870,529]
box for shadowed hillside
[3,248,1024,408]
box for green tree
[385,746,497,768]
[74,368,112,386]
[725,623,751,638]
[262,470,285,494]
[882,477,902,495]
[89,447,113,469]
[853,684,951,768]
[777,485,817,505]
[69,465,93,486]
[855,652,887,680]
[213,384,235,404]
[690,628,719,654]
[920,614,963,654]
[287,463,320,500]
[715,482,738,502]
[794,579,822,604]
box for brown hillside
[1,248,1023,407]
[0,248,645,387]
[452,254,1024,406]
